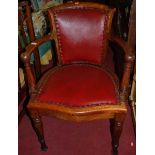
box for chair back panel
[48,3,115,65]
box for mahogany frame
[21,2,135,154]
[18,1,35,123]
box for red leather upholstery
[51,8,109,65]
[34,64,119,106]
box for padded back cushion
[49,5,112,65]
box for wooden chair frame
[21,2,135,154]
[18,1,35,123]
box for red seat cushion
[33,64,119,107]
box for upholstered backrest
[48,2,115,65]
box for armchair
[21,2,135,154]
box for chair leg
[110,114,126,155]
[29,110,48,151]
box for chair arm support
[109,35,135,62]
[21,33,54,62]
[109,35,135,102]
[20,33,54,93]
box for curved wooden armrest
[21,33,53,63]
[109,35,135,62]
[109,35,135,102]
[20,33,54,93]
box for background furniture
[127,0,136,48]
[128,0,136,133]
[30,0,63,11]
[18,1,35,122]
[21,2,135,154]
[129,65,136,133]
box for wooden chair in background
[128,0,136,133]
[18,1,39,122]
[21,2,135,154]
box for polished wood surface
[127,0,136,134]
[21,2,135,154]
[128,0,136,49]
[18,1,35,123]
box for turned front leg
[110,114,126,155]
[29,110,48,151]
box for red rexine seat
[32,64,119,106]
[21,2,135,154]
